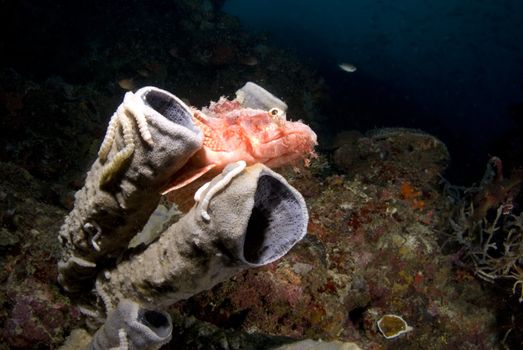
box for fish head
[237,107,318,167]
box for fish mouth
[274,126,318,147]
[249,130,317,166]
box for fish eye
[269,108,283,117]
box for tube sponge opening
[94,164,308,309]
[142,88,198,132]
[88,299,172,350]
[243,172,308,265]
[137,309,172,339]
[57,86,204,293]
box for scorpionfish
[163,93,317,204]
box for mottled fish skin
[162,95,317,208]
[165,96,316,191]
[198,97,317,167]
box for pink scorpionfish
[163,83,317,208]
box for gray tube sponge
[88,299,172,350]
[58,87,203,292]
[97,163,308,309]
[235,81,288,112]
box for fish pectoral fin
[161,164,217,195]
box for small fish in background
[118,78,135,91]
[339,63,357,73]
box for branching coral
[445,157,523,302]
[450,206,523,299]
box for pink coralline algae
[2,279,79,348]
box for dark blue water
[1,0,522,184]
[225,0,523,183]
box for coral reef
[175,128,498,349]
[0,123,509,348]
[332,127,449,181]
[3,279,77,348]
[0,162,82,349]
[442,157,523,347]
[1,1,520,349]
[0,69,106,185]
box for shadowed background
[225,0,523,183]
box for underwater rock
[178,129,496,349]
[0,162,44,199]
[2,279,78,348]
[333,127,449,184]
[210,45,237,65]
[58,329,92,350]
[239,54,259,66]
[0,163,79,349]
[0,69,106,182]
[0,228,19,248]
[274,339,362,350]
